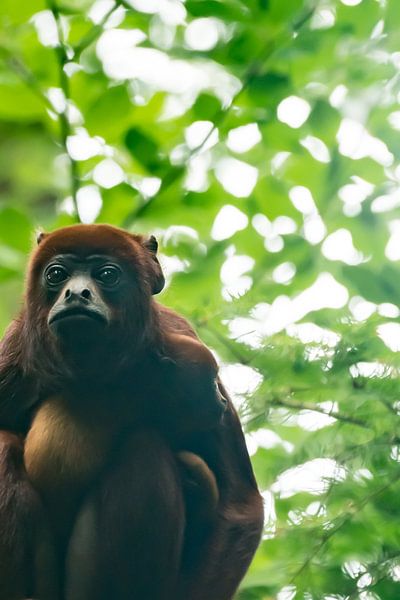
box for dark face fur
[44,253,124,342]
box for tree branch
[73,1,123,59]
[347,552,400,599]
[290,469,400,583]
[3,54,54,112]
[122,5,317,227]
[46,0,80,218]
[270,396,372,430]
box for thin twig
[206,325,251,365]
[73,1,123,59]
[46,0,80,217]
[123,5,317,228]
[270,396,372,430]
[289,469,400,583]
[347,552,400,599]
[185,4,317,161]
[4,54,54,112]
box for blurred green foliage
[2,0,400,598]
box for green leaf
[85,85,134,143]
[0,84,45,120]
[0,0,45,24]
[0,207,33,252]
[124,127,164,173]
[192,93,221,121]
[186,0,249,21]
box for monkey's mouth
[48,307,107,326]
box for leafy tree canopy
[1,0,400,597]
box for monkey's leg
[66,429,185,600]
[178,491,264,600]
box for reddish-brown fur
[0,224,264,600]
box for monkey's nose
[64,287,92,302]
[80,288,91,299]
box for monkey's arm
[0,316,38,432]
[148,304,227,434]
[0,430,59,600]
[179,398,264,600]
[151,331,226,435]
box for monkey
[24,227,226,589]
[0,224,264,600]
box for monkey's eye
[45,265,69,286]
[95,265,121,287]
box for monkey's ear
[36,231,47,245]
[143,235,165,295]
[143,235,158,254]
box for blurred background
[1,0,400,597]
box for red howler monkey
[0,224,264,600]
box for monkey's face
[43,253,128,344]
[26,225,165,361]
